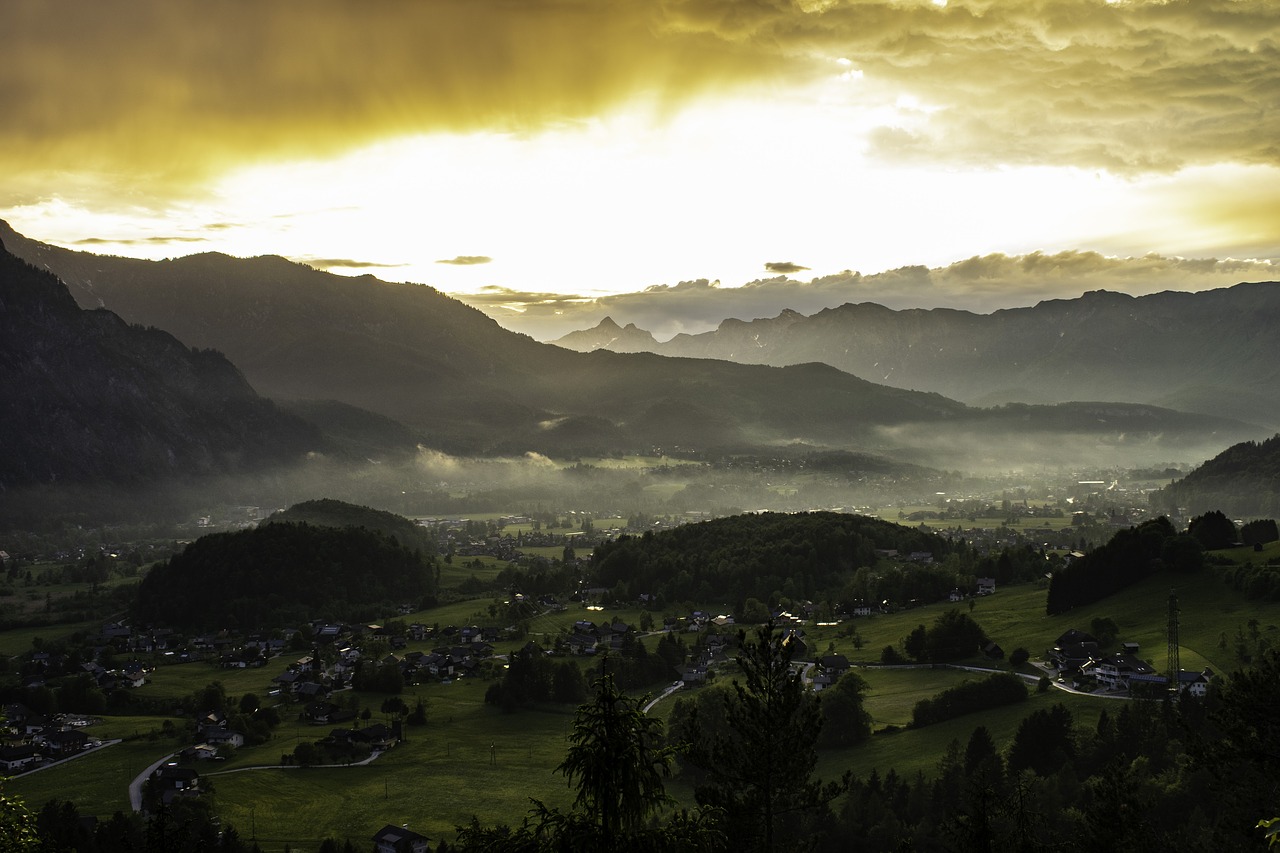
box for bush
[880,645,906,665]
[910,672,1028,728]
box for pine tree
[682,621,850,852]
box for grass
[208,688,579,849]
[7,734,185,816]
[128,660,280,706]
[803,566,1280,677]
[0,618,103,658]
[857,667,984,728]
[7,549,1280,850]
[817,687,1114,782]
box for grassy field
[803,566,1278,676]
[7,732,186,816]
[0,617,103,658]
[6,545,1280,850]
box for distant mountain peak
[553,316,658,353]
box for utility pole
[1167,590,1181,695]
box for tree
[1242,519,1279,546]
[1089,616,1119,648]
[903,625,928,662]
[1161,534,1205,573]
[819,671,872,748]
[1009,647,1030,667]
[0,787,37,852]
[1188,509,1238,550]
[924,609,987,662]
[558,671,672,837]
[682,621,850,852]
[1006,704,1075,776]
[552,662,588,705]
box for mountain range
[0,238,322,491]
[554,285,1280,429]
[0,220,1265,493]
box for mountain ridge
[552,283,1280,427]
[0,238,324,491]
[1,221,1261,469]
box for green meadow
[5,549,1279,851]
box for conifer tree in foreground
[682,621,850,852]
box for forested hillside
[1155,434,1280,516]
[0,240,323,492]
[134,521,438,631]
[590,512,961,609]
[266,498,436,553]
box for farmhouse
[1086,653,1156,691]
[373,824,430,853]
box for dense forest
[266,498,437,553]
[1155,434,1280,516]
[1046,517,1199,615]
[133,521,438,631]
[589,512,961,611]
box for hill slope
[1154,434,1280,516]
[555,286,1280,428]
[134,520,439,631]
[0,239,323,491]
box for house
[678,664,708,684]
[781,631,809,661]
[976,578,996,596]
[818,654,851,678]
[153,765,200,804]
[1047,629,1099,673]
[153,765,199,791]
[180,744,221,761]
[202,728,244,749]
[40,729,89,757]
[1088,653,1156,691]
[372,824,430,853]
[352,724,396,750]
[948,588,966,602]
[0,744,40,773]
[1177,668,1214,697]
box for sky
[1,0,1278,341]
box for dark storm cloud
[765,261,809,274]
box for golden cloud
[1,0,1274,198]
[0,0,772,190]
[657,0,1280,171]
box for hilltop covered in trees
[267,498,436,553]
[134,521,438,631]
[590,512,961,609]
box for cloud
[2,0,1272,194]
[437,256,492,266]
[73,235,206,246]
[658,0,1280,172]
[303,257,408,271]
[765,261,809,274]
[0,0,771,192]
[455,251,1280,341]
